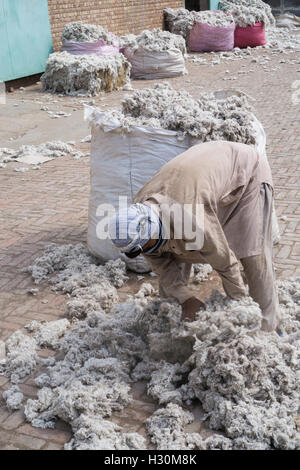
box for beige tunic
[134,141,273,304]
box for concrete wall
[47,0,184,51]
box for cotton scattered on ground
[41,52,131,96]
[95,82,257,144]
[62,21,117,45]
[0,141,88,170]
[1,243,299,449]
[25,243,128,319]
[2,386,24,411]
[0,331,38,383]
[25,319,71,349]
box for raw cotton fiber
[219,0,275,28]
[2,243,299,450]
[164,8,234,39]
[41,52,131,96]
[0,141,81,169]
[25,319,71,349]
[121,29,186,55]
[25,243,128,319]
[3,386,24,411]
[0,331,38,384]
[62,21,117,45]
[191,264,213,284]
[106,82,257,144]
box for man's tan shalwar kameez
[134,141,281,332]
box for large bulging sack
[234,22,266,48]
[122,47,186,79]
[188,20,235,52]
[62,38,120,56]
[85,107,194,272]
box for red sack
[234,22,266,48]
[188,20,235,52]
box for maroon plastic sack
[61,38,120,56]
[234,22,266,48]
[188,20,235,52]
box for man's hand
[182,297,206,323]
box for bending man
[108,141,281,332]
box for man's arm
[146,254,206,321]
[146,253,193,304]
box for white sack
[123,47,186,80]
[85,106,195,272]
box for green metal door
[209,0,220,10]
[0,0,53,81]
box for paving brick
[1,410,26,430]
[13,433,46,450]
[0,408,10,425]
[18,424,71,443]
[0,376,8,387]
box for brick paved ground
[0,46,299,449]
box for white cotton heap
[25,243,128,318]
[41,52,131,96]
[193,10,234,27]
[61,21,117,45]
[0,331,38,383]
[146,362,187,405]
[219,0,276,28]
[106,83,256,144]
[3,385,24,411]
[276,279,300,335]
[65,415,147,450]
[6,243,300,449]
[0,141,78,167]
[146,403,194,450]
[145,403,237,450]
[164,8,234,39]
[186,289,300,450]
[25,319,71,349]
[266,27,300,51]
[120,28,186,55]
[164,8,196,39]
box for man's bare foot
[182,297,206,323]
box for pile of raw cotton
[0,141,85,169]
[219,0,275,28]
[164,8,234,39]
[120,28,186,55]
[102,82,257,144]
[61,21,117,45]
[41,52,131,96]
[25,243,128,319]
[266,26,300,51]
[1,241,299,449]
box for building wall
[47,0,184,51]
[264,0,300,15]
